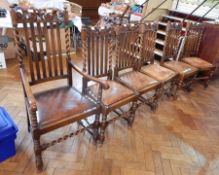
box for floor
[1,58,219,175]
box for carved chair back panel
[162,22,182,62]
[182,22,204,57]
[82,27,113,78]
[11,8,70,85]
[141,22,158,64]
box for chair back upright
[11,8,71,85]
[161,22,182,64]
[182,22,204,58]
[140,22,158,65]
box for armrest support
[19,68,37,112]
[68,60,110,90]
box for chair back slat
[36,20,47,78]
[162,22,182,63]
[182,22,204,57]
[82,27,113,78]
[11,8,70,84]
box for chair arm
[19,68,37,112]
[68,60,110,90]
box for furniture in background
[11,8,109,171]
[181,22,215,87]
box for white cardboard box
[0,52,7,69]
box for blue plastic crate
[0,107,18,162]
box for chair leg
[99,112,108,144]
[170,77,179,99]
[127,100,138,126]
[151,86,162,111]
[184,74,197,92]
[25,106,31,133]
[33,136,43,172]
[202,69,214,89]
[93,114,100,142]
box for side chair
[160,22,199,91]
[11,7,108,171]
[81,26,138,143]
[181,22,215,88]
[113,23,161,111]
[137,22,179,99]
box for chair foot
[33,137,43,172]
[150,87,162,111]
[169,78,179,100]
[36,153,43,172]
[150,101,158,111]
[203,79,209,89]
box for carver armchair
[11,7,108,171]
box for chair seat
[182,57,214,70]
[119,71,160,93]
[163,60,198,76]
[141,64,177,82]
[89,80,135,106]
[34,86,97,132]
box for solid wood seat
[182,57,214,70]
[34,86,97,133]
[163,60,198,77]
[119,71,160,93]
[89,80,135,106]
[141,64,177,82]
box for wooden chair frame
[11,7,109,171]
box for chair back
[81,26,114,79]
[182,22,204,57]
[140,22,158,65]
[11,8,70,85]
[114,23,139,74]
[161,22,182,63]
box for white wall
[142,0,173,20]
